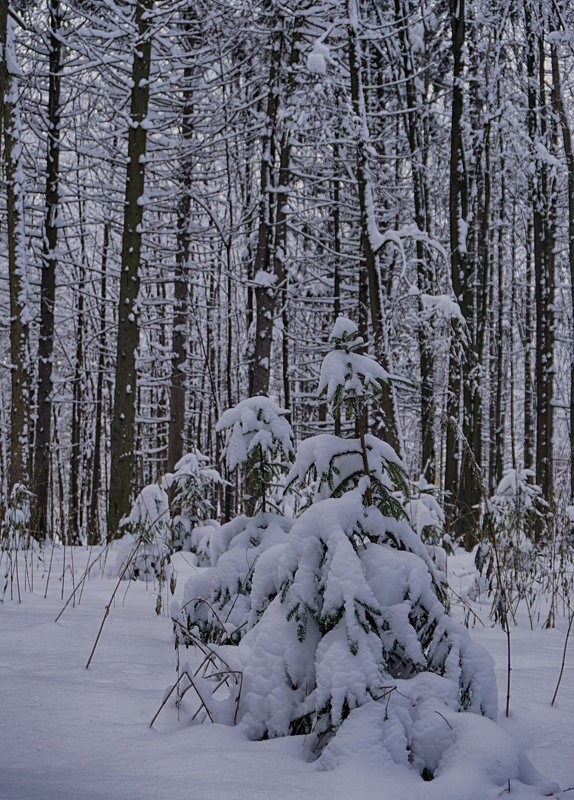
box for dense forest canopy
[1,0,574,547]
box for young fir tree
[116,450,221,585]
[170,320,557,792]
[232,320,499,771]
[175,397,295,646]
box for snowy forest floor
[1,546,573,800]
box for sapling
[175,397,295,646]
[178,319,537,785]
[235,319,492,764]
[118,482,173,586]
[163,451,222,552]
[117,450,222,584]
[215,395,294,515]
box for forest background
[1,0,573,549]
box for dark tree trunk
[550,36,574,499]
[68,267,84,545]
[445,0,467,540]
[249,25,281,398]
[529,13,555,506]
[108,0,153,539]
[87,219,110,545]
[168,12,199,472]
[32,0,62,540]
[394,0,436,481]
[4,25,31,495]
[0,0,7,158]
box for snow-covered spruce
[173,397,295,646]
[176,513,292,646]
[216,395,294,514]
[115,482,173,584]
[475,469,546,607]
[173,319,558,793]
[162,451,222,552]
[115,450,221,583]
[237,490,501,774]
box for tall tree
[549,11,574,498]
[249,7,285,399]
[32,0,63,540]
[108,0,153,539]
[0,0,8,158]
[346,0,400,454]
[4,14,31,495]
[445,0,475,548]
[393,0,437,480]
[525,0,556,505]
[166,6,202,472]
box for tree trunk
[445,0,467,539]
[0,0,7,159]
[251,10,304,401]
[32,0,62,540]
[4,18,31,495]
[249,23,281,398]
[550,36,574,499]
[530,13,555,505]
[68,266,84,545]
[108,0,153,539]
[347,0,400,453]
[168,11,199,472]
[87,219,110,545]
[394,0,436,481]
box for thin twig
[551,610,574,706]
[448,585,487,627]
[149,672,189,728]
[55,546,108,623]
[434,710,454,730]
[44,537,56,599]
[85,538,143,670]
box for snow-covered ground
[1,546,572,800]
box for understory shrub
[474,468,574,628]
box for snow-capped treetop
[286,433,407,518]
[216,396,294,472]
[319,348,390,419]
[216,396,295,512]
[328,315,362,348]
[122,483,169,536]
[486,467,548,526]
[164,451,222,488]
[116,482,173,584]
[319,318,393,420]
[493,468,537,499]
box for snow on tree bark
[108,0,154,540]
